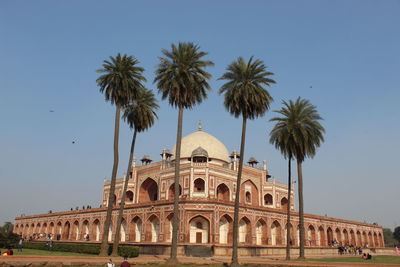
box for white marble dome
[171,127,230,163]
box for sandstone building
[14,123,384,255]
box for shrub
[0,232,20,248]
[23,242,139,257]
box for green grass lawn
[0,248,100,257]
[309,255,400,264]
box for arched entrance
[120,219,127,242]
[145,215,159,242]
[81,220,89,240]
[318,226,325,246]
[189,216,209,244]
[264,194,273,206]
[71,221,79,240]
[239,217,251,244]
[368,232,373,247]
[139,178,158,203]
[343,229,349,245]
[219,214,233,244]
[350,229,356,246]
[216,184,230,201]
[362,231,367,246]
[284,223,295,246]
[356,231,362,246]
[129,216,142,242]
[327,227,333,246]
[335,228,342,244]
[108,222,113,242]
[307,225,316,246]
[256,219,268,245]
[241,180,258,205]
[125,191,134,203]
[271,220,282,245]
[62,222,70,240]
[281,197,288,211]
[373,232,378,247]
[92,219,100,241]
[164,213,173,242]
[168,183,182,200]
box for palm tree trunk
[100,104,121,256]
[168,107,183,264]
[111,129,137,256]
[285,156,292,260]
[297,159,305,259]
[231,117,247,267]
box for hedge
[23,242,139,257]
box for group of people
[107,257,131,267]
[337,245,365,255]
[0,249,14,256]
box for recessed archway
[145,215,159,242]
[92,219,100,241]
[219,214,233,244]
[271,220,282,246]
[256,219,268,245]
[281,197,288,211]
[264,194,273,206]
[194,178,205,193]
[307,225,316,246]
[318,226,325,246]
[125,191,134,203]
[139,178,158,203]
[62,221,71,240]
[189,216,209,244]
[81,220,89,241]
[327,227,333,246]
[216,184,230,201]
[168,184,182,200]
[129,216,142,242]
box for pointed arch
[189,215,210,244]
[219,214,233,244]
[164,213,174,242]
[120,218,127,242]
[307,225,316,246]
[145,214,159,242]
[139,178,158,203]
[256,218,268,245]
[350,229,356,246]
[71,220,79,240]
[343,229,349,245]
[92,219,101,241]
[129,216,142,242]
[80,220,90,240]
[62,221,71,240]
[125,190,134,203]
[284,223,296,246]
[216,183,230,201]
[281,197,288,211]
[264,194,273,206]
[327,227,333,246]
[271,220,282,245]
[168,183,182,200]
[241,180,259,205]
[318,226,325,246]
[239,216,252,244]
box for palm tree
[154,42,213,264]
[96,53,146,256]
[219,57,275,267]
[111,88,159,255]
[269,97,325,259]
[269,105,296,260]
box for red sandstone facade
[14,127,384,251]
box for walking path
[1,255,399,266]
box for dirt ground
[1,255,400,267]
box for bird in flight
[72,141,76,144]
[49,110,54,112]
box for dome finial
[198,120,203,131]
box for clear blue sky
[0,0,399,229]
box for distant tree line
[383,227,400,247]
